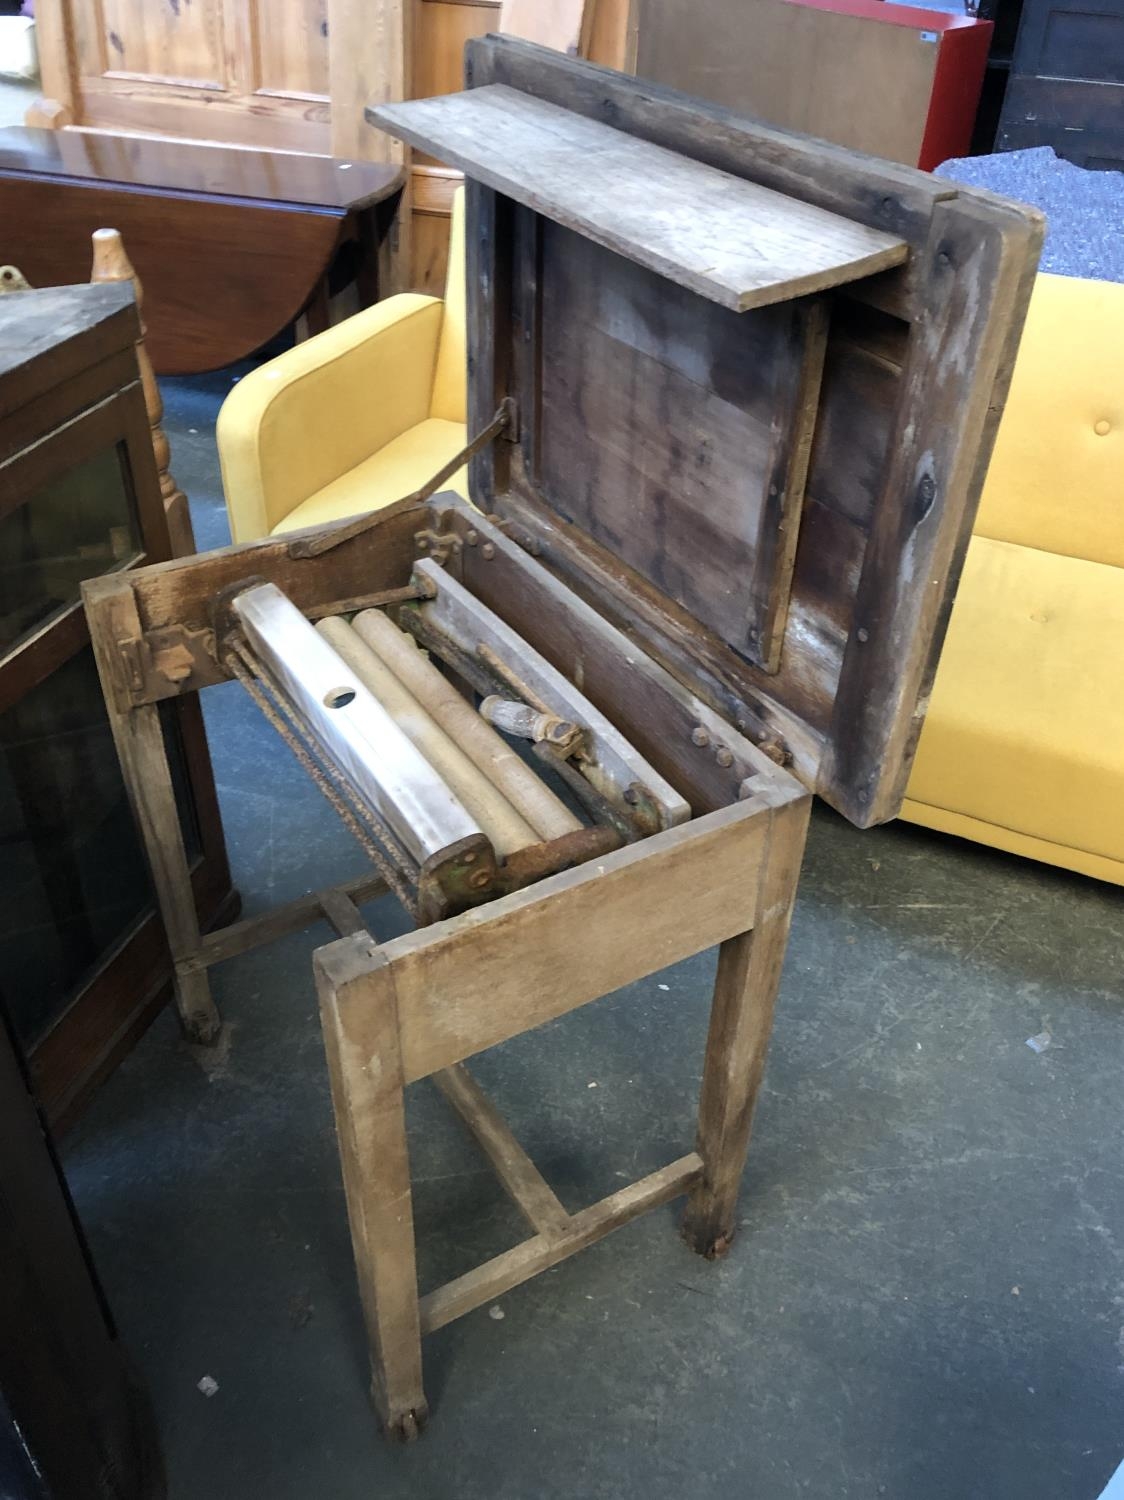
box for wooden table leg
[354,205,383,308]
[315,935,428,1441]
[375,186,409,297]
[682,794,810,1259]
[296,275,332,341]
[84,576,222,1045]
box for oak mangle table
[83,37,1042,1444]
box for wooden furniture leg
[295,276,332,342]
[374,187,409,297]
[83,576,221,1044]
[315,935,428,1441]
[354,204,383,308]
[682,795,810,1259]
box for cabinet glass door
[0,644,154,1050]
[0,285,233,1124]
[1,441,142,658]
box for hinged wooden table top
[373,84,908,311]
[373,37,1044,831]
[0,128,404,374]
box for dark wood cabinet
[997,0,1124,168]
[0,1005,165,1499]
[0,282,235,1129]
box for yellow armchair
[901,272,1124,884]
[218,189,468,543]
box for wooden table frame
[83,495,810,1440]
[81,41,1042,1446]
[315,781,807,1438]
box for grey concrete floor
[62,370,1124,1499]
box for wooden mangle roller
[82,37,1042,1448]
[219,565,686,924]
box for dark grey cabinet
[997,0,1124,168]
[0,1005,164,1498]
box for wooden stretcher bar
[432,1062,570,1236]
[188,873,388,970]
[418,1147,705,1332]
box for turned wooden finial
[90,228,195,556]
[24,97,73,130]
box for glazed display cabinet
[0,280,235,1127]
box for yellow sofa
[217,189,468,543]
[901,272,1124,884]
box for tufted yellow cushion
[269,418,469,535]
[903,272,1124,882]
[974,273,1124,569]
[904,535,1124,882]
[430,187,466,425]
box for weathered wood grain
[419,1153,703,1333]
[83,574,219,1043]
[473,486,829,782]
[380,798,771,1085]
[535,222,828,670]
[682,793,809,1257]
[122,505,420,650]
[372,85,908,312]
[413,558,691,828]
[315,938,427,1441]
[83,48,1045,1446]
[451,45,1043,826]
[821,194,1044,824]
[319,888,369,940]
[447,501,803,811]
[465,180,514,506]
[433,1062,569,1235]
[804,301,907,531]
[192,874,386,967]
[467,33,952,256]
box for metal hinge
[118,624,216,704]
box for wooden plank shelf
[371,84,909,311]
